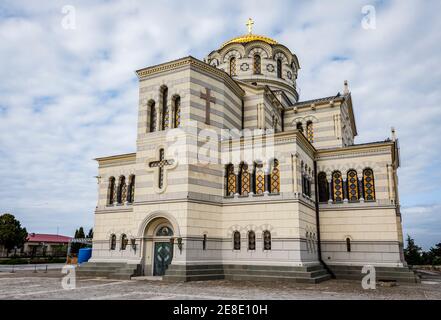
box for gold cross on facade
[246,18,254,34]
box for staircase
[163,264,331,283]
[328,265,420,283]
[76,262,141,280]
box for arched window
[270,159,280,193]
[226,164,236,196]
[248,231,256,250]
[346,237,351,252]
[296,122,303,133]
[318,172,329,202]
[240,163,250,196]
[108,177,116,205]
[347,170,359,202]
[230,57,237,76]
[253,54,261,74]
[277,58,282,78]
[332,171,343,203]
[121,234,128,250]
[233,231,241,250]
[110,234,116,250]
[149,102,157,132]
[161,87,169,130]
[173,96,181,128]
[116,176,126,204]
[263,231,271,250]
[363,169,376,201]
[306,232,311,253]
[156,226,173,237]
[254,162,265,195]
[127,175,135,203]
[203,234,207,250]
[306,121,314,143]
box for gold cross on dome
[246,18,254,34]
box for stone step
[224,273,331,284]
[221,268,328,278]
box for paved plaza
[0,267,440,300]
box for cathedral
[79,21,418,283]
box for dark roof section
[293,93,342,107]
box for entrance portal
[152,225,174,276]
[154,242,173,276]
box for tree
[404,235,423,265]
[86,228,93,239]
[71,227,87,254]
[427,243,441,265]
[0,213,28,257]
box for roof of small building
[27,233,72,243]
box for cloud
[402,204,441,250]
[0,0,440,246]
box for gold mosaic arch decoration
[226,164,236,196]
[363,168,376,201]
[255,162,265,195]
[332,171,343,202]
[240,163,251,196]
[270,159,280,193]
[347,170,359,201]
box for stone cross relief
[200,88,216,125]
[147,148,177,193]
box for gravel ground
[0,269,440,300]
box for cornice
[95,152,136,165]
[136,56,245,98]
[316,142,394,160]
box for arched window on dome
[318,172,329,203]
[347,170,359,202]
[253,54,261,74]
[332,171,343,203]
[296,122,303,133]
[277,58,282,78]
[230,57,237,76]
[363,168,376,201]
[173,96,181,128]
[161,87,169,130]
[149,101,157,132]
[248,231,256,250]
[306,121,314,143]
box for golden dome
[220,33,278,49]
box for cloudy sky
[0,0,440,249]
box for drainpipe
[313,160,335,278]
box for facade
[82,25,417,283]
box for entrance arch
[140,213,177,276]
